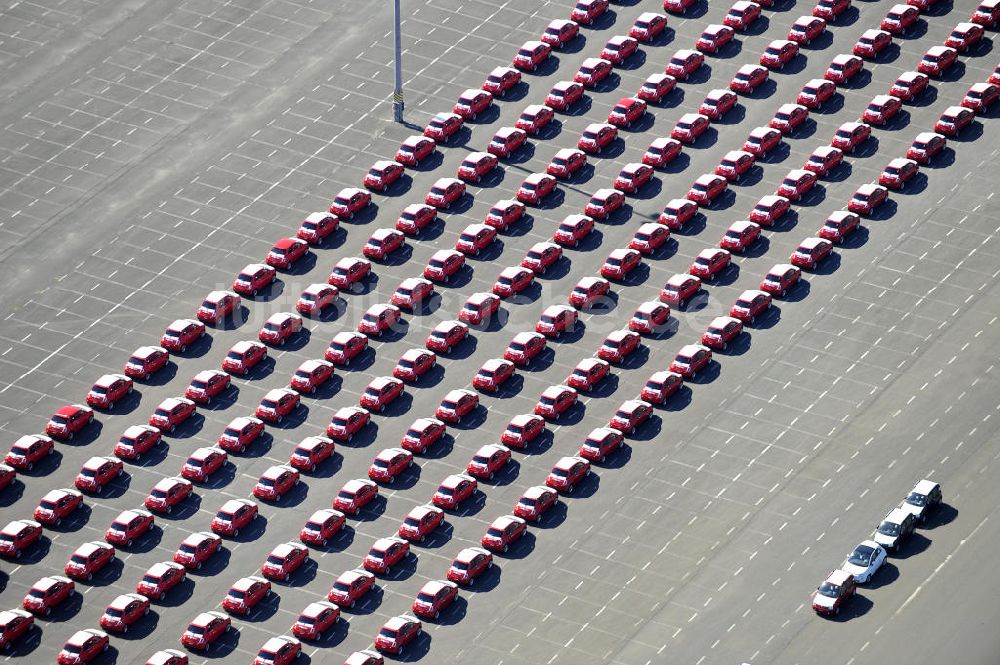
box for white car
[840,539,886,583]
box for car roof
[481,358,510,372]
[342,478,373,492]
[667,273,698,286]
[261,465,292,480]
[219,499,251,512]
[335,405,367,417]
[228,416,260,429]
[230,340,259,353]
[492,514,525,528]
[148,562,180,576]
[454,547,486,562]
[542,384,573,397]
[190,447,218,460]
[441,474,471,488]
[181,531,214,545]
[913,479,939,494]
[678,344,705,356]
[270,542,301,558]
[232,576,264,591]
[82,455,113,470]
[885,507,910,521]
[412,417,443,429]
[826,569,853,585]
[263,387,295,400]
[108,593,144,610]
[525,485,553,499]
[191,612,219,627]
[94,374,126,387]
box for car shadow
[355,495,388,522]
[157,577,195,607]
[533,501,568,529]
[864,561,899,590]
[463,563,502,593]
[924,502,957,528]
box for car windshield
[40,500,57,510]
[266,555,284,565]
[521,182,537,192]
[692,184,707,193]
[270,247,286,256]
[80,468,96,477]
[258,478,274,487]
[225,351,243,361]
[829,62,843,72]
[228,590,245,599]
[71,554,87,564]
[776,112,791,121]
[336,490,354,500]
[472,455,490,465]
[519,497,536,507]
[378,628,398,639]
[142,575,160,584]
[849,545,875,566]
[63,646,82,655]
[817,582,840,598]
[674,355,691,364]
[185,458,202,467]
[905,492,928,507]
[695,257,711,266]
[452,561,469,570]
[878,520,900,536]
[179,544,196,554]
[437,487,454,496]
[105,608,123,618]
[582,130,599,140]
[540,396,555,406]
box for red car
[598,329,641,363]
[697,24,734,54]
[253,637,302,665]
[571,0,608,24]
[848,184,888,215]
[546,456,591,493]
[425,177,466,209]
[831,121,871,152]
[391,277,434,311]
[882,3,919,33]
[515,104,555,135]
[700,89,738,121]
[364,536,410,574]
[879,157,918,189]
[160,318,205,353]
[514,485,558,522]
[473,358,516,392]
[545,80,584,110]
[326,330,368,366]
[296,211,339,245]
[364,228,406,259]
[457,152,498,183]
[5,434,53,470]
[547,148,587,179]
[293,602,340,640]
[57,629,109,664]
[448,546,494,585]
[569,276,610,309]
[0,462,12,491]
[300,508,345,546]
[797,78,836,110]
[770,103,809,134]
[669,344,712,378]
[289,435,335,472]
[86,373,133,410]
[423,113,463,143]
[173,531,221,570]
[374,615,422,656]
[791,237,834,269]
[211,498,257,537]
[258,312,302,347]
[777,168,817,200]
[398,504,445,542]
[687,173,728,206]
[935,105,975,136]
[521,241,563,275]
[761,263,802,296]
[672,112,710,144]
[585,188,626,219]
[501,414,547,451]
[642,138,682,170]
[638,73,677,103]
[0,519,42,559]
[182,446,226,482]
[805,146,843,177]
[218,416,265,453]
[233,263,276,297]
[395,135,436,166]
[453,88,493,120]
[761,39,799,70]
[197,290,240,324]
[720,220,761,254]
[517,172,557,204]
[296,283,338,316]
[74,455,123,494]
[614,162,654,193]
[485,199,525,230]
[575,57,613,88]
[512,40,551,71]
[253,464,300,501]
[665,0,698,12]
[727,0,761,27]
[290,358,335,394]
[609,400,654,434]
[0,608,33,650]
[542,18,579,47]
[123,345,170,380]
[327,407,371,442]
[393,348,437,382]
[33,487,83,526]
[424,249,465,284]
[730,289,772,324]
[608,97,648,130]
[814,0,850,19]
[222,340,267,376]
[181,611,230,650]
[145,477,192,514]
[730,64,768,94]
[946,22,985,52]
[702,315,744,350]
[359,376,404,413]
[917,46,957,77]
[716,149,755,182]
[223,576,270,615]
[493,265,535,297]
[412,580,458,620]
[105,509,153,547]
[433,475,479,511]
[358,303,401,337]
[631,11,668,42]
[601,248,642,280]
[907,132,946,164]
[467,444,511,480]
[261,541,309,581]
[567,357,611,393]
[747,196,789,229]
[64,540,115,581]
[812,569,857,615]
[630,301,671,334]
[22,575,74,616]
[577,122,618,153]
[149,396,196,433]
[854,29,891,59]
[368,447,413,483]
[690,248,733,283]
[136,561,185,600]
[863,94,902,125]
[659,198,699,230]
[819,210,861,243]
[825,54,863,84]
[640,371,684,404]
[660,273,702,307]
[535,384,578,419]
[487,127,527,158]
[436,389,479,423]
[482,66,521,97]
[788,16,826,44]
[426,320,469,353]
[536,304,577,338]
[266,237,308,270]
[327,569,375,608]
[962,82,999,113]
[630,222,670,255]
[579,427,625,462]
[401,417,446,454]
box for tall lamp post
[393,0,404,123]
